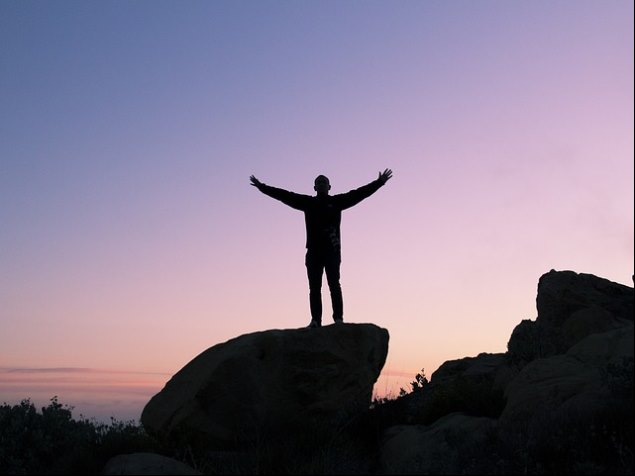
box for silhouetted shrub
[0,397,160,475]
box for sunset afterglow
[1,1,633,422]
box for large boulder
[536,270,633,327]
[141,323,388,446]
[507,270,633,363]
[380,413,497,474]
[501,324,634,428]
[393,353,510,426]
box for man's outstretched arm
[249,175,310,211]
[337,168,393,210]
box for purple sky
[1,0,633,422]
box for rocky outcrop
[120,269,631,474]
[385,352,510,427]
[379,270,633,474]
[141,323,388,446]
[536,270,633,326]
[500,324,633,427]
[380,413,496,474]
[507,270,633,363]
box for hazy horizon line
[0,367,172,376]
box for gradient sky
[1,1,633,422]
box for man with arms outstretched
[250,169,393,328]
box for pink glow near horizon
[1,1,633,422]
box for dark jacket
[257,179,384,252]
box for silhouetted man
[250,169,393,328]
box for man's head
[314,175,331,196]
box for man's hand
[378,168,393,185]
[250,175,263,188]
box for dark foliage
[0,397,160,475]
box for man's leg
[305,252,324,326]
[325,253,343,322]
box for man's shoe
[334,319,344,325]
[308,320,320,328]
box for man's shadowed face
[314,175,331,196]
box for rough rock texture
[380,413,496,474]
[378,270,633,474]
[536,270,633,326]
[508,270,633,363]
[141,323,388,445]
[501,324,634,427]
[100,453,200,475]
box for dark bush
[0,397,160,475]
